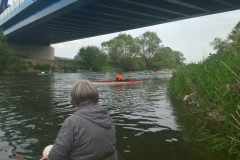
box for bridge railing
[0,0,32,21]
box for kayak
[91,78,151,85]
[38,72,52,75]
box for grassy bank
[167,45,240,157]
[2,56,121,73]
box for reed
[168,45,240,157]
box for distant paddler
[116,72,124,81]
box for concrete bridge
[0,0,240,60]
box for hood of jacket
[73,103,113,129]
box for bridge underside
[4,0,240,45]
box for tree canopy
[73,31,185,71]
[0,28,10,72]
[101,33,140,70]
[135,31,162,67]
[228,21,240,44]
[74,46,107,71]
[210,21,240,53]
[151,47,185,69]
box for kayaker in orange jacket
[116,73,124,81]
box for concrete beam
[8,44,54,60]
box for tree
[151,47,185,69]
[135,31,162,68]
[228,21,240,44]
[172,50,186,66]
[75,46,107,71]
[151,47,175,69]
[101,33,140,70]
[210,37,229,53]
[0,28,10,72]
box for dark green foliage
[100,32,185,70]
[102,33,141,71]
[6,57,28,73]
[102,59,121,71]
[151,47,185,69]
[33,63,51,71]
[0,28,10,72]
[136,31,162,68]
[168,21,240,156]
[168,42,240,156]
[62,66,77,72]
[56,58,85,72]
[7,64,28,73]
[228,21,240,44]
[75,46,107,71]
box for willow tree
[135,31,162,68]
[101,33,140,70]
[0,28,10,72]
[75,45,107,71]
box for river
[0,72,217,160]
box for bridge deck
[1,0,240,45]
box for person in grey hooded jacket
[40,79,117,160]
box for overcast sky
[8,1,240,63]
[50,9,240,64]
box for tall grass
[168,45,240,157]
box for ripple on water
[0,73,208,160]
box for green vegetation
[74,46,107,71]
[0,28,28,73]
[72,32,185,71]
[7,57,28,73]
[135,31,162,68]
[152,47,185,69]
[1,29,185,73]
[0,28,10,72]
[101,32,185,71]
[102,33,141,71]
[55,58,84,72]
[168,21,240,157]
[33,63,51,71]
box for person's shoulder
[64,114,81,123]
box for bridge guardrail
[0,0,32,21]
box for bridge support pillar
[8,44,54,60]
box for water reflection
[0,72,205,160]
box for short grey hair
[70,79,99,107]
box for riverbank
[167,45,240,157]
[1,58,120,74]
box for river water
[0,72,213,160]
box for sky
[8,1,240,63]
[51,9,240,64]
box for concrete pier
[8,44,54,60]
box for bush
[6,56,28,73]
[7,65,28,73]
[33,63,51,71]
